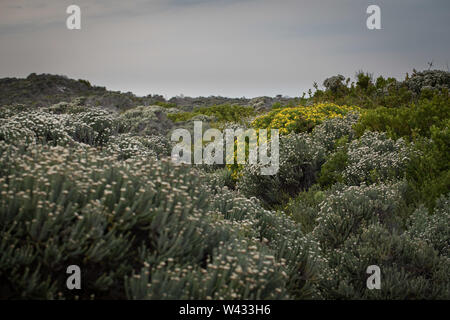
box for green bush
[283,185,325,233]
[317,148,348,188]
[354,91,449,140]
[405,124,450,211]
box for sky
[0,0,449,98]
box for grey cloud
[0,0,449,98]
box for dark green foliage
[354,91,450,140]
[310,71,440,109]
[317,148,348,188]
[153,101,178,108]
[323,75,346,93]
[283,185,324,234]
[0,74,176,110]
[405,125,450,211]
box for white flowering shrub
[312,182,407,249]
[343,131,411,185]
[308,183,449,299]
[0,140,320,299]
[0,105,119,148]
[237,133,326,206]
[105,134,171,160]
[119,105,174,136]
[66,108,119,146]
[0,119,37,145]
[0,110,74,146]
[407,194,450,256]
[311,112,359,152]
[206,186,323,298]
[317,223,449,299]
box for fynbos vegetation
[0,70,449,299]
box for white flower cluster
[312,181,406,250]
[311,112,359,152]
[237,132,326,205]
[0,110,74,146]
[105,133,171,160]
[343,131,411,185]
[407,194,450,256]
[0,105,120,147]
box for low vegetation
[0,69,448,299]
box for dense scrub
[0,69,449,299]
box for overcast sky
[0,0,449,98]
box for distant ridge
[0,73,166,111]
[0,73,298,111]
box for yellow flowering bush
[252,103,361,135]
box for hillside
[0,73,300,112]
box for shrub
[237,133,326,206]
[317,223,449,299]
[310,112,358,152]
[317,147,348,188]
[105,134,171,160]
[404,70,450,94]
[119,106,174,136]
[252,103,360,135]
[312,182,407,250]
[0,110,74,147]
[407,194,450,256]
[354,91,450,140]
[342,131,411,185]
[43,99,89,114]
[404,123,450,211]
[67,108,119,147]
[0,106,120,148]
[283,184,325,234]
[323,75,346,93]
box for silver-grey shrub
[237,133,326,206]
[343,131,411,185]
